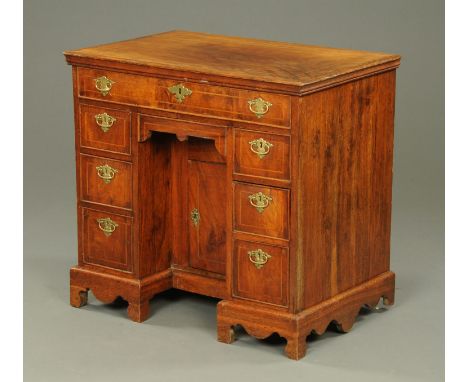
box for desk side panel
[297,71,396,308]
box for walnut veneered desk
[64,31,400,360]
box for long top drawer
[77,67,291,128]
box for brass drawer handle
[94,76,115,96]
[248,97,272,118]
[96,217,118,237]
[249,138,273,159]
[96,164,118,184]
[248,192,272,213]
[168,83,192,103]
[248,249,271,269]
[94,112,116,133]
[191,208,200,226]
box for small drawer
[79,154,132,210]
[79,103,131,155]
[77,67,290,127]
[234,130,290,181]
[233,240,288,307]
[234,183,289,240]
[80,207,132,272]
[78,68,156,108]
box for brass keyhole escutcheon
[248,97,272,118]
[248,249,271,269]
[94,112,116,133]
[248,192,272,213]
[96,164,118,184]
[94,76,115,96]
[168,83,192,103]
[97,217,118,237]
[249,138,273,159]
[191,208,200,226]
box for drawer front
[78,68,156,108]
[233,240,288,307]
[77,67,290,127]
[79,103,131,155]
[80,154,132,210]
[234,183,289,240]
[80,208,132,272]
[234,130,290,181]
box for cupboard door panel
[188,160,227,275]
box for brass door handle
[248,192,272,213]
[96,217,118,237]
[248,97,272,118]
[249,138,273,159]
[168,83,192,103]
[96,164,118,184]
[248,249,271,269]
[94,76,115,96]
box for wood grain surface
[65,30,400,94]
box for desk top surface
[64,30,400,93]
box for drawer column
[69,93,172,322]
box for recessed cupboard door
[188,160,227,275]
